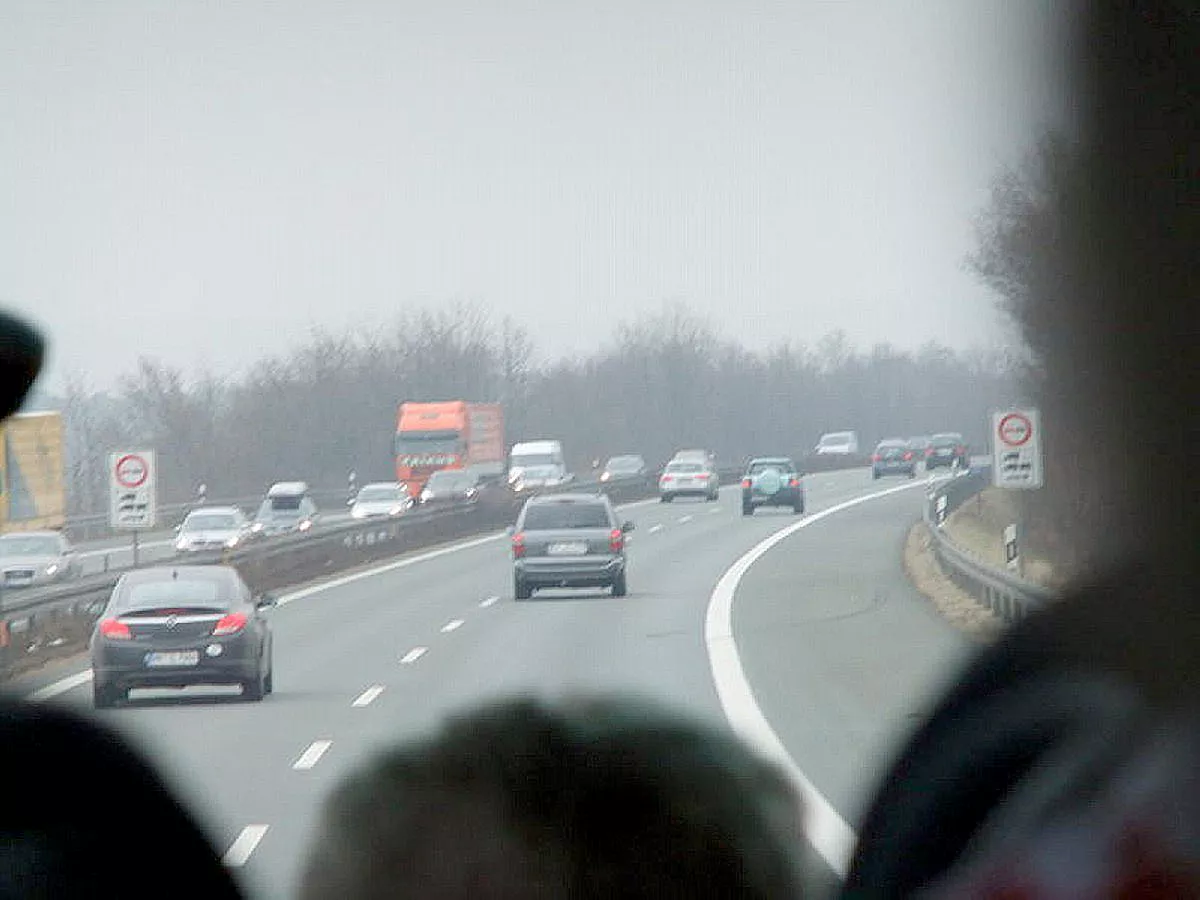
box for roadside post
[109,451,157,567]
[348,471,357,504]
[991,408,1043,577]
[1004,523,1021,575]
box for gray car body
[0,531,79,587]
[510,493,632,597]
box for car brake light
[696,473,709,480]
[512,532,526,558]
[99,618,132,640]
[903,451,913,461]
[741,478,751,488]
[872,454,881,462]
[925,447,934,457]
[609,529,624,553]
[788,477,799,488]
[957,445,967,454]
[661,475,673,483]
[212,612,247,636]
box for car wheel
[264,654,274,695]
[92,680,122,709]
[662,494,673,503]
[514,576,532,600]
[793,500,804,514]
[908,469,916,479]
[872,470,881,480]
[611,571,627,597]
[243,662,266,702]
[742,503,753,516]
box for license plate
[547,542,588,556]
[145,650,199,667]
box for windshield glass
[183,514,238,531]
[0,536,60,556]
[6,3,1073,894]
[931,434,964,446]
[112,578,230,613]
[522,503,611,530]
[357,487,401,503]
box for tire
[742,503,753,516]
[243,659,266,702]
[92,680,122,709]
[662,494,674,503]
[908,469,916,479]
[793,501,804,514]
[514,576,532,600]
[611,571,627,597]
[873,470,880,480]
[264,651,274,695]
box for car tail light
[957,445,967,455]
[903,451,913,461]
[512,532,526,558]
[696,472,709,480]
[609,529,624,553]
[788,477,799,488]
[661,475,673,483]
[212,612,248,636]
[99,618,132,641]
[871,454,881,462]
[925,447,934,457]
[741,478,751,488]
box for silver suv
[509,494,634,599]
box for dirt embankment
[904,521,1005,644]
[943,487,1064,590]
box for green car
[741,458,805,516]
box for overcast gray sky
[2,1,1067,392]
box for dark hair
[299,695,808,899]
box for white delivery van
[508,440,570,492]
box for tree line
[58,302,1017,516]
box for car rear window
[931,434,963,446]
[522,502,612,530]
[748,461,793,475]
[665,462,702,473]
[112,578,231,613]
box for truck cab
[508,440,571,493]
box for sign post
[109,451,157,566]
[991,409,1044,490]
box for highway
[31,468,971,898]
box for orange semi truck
[394,401,505,495]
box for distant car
[89,565,276,708]
[741,458,805,515]
[252,481,318,536]
[174,507,252,554]
[599,454,648,484]
[349,482,414,519]
[509,493,634,599]
[907,436,932,463]
[815,432,860,455]
[671,448,715,464]
[925,432,971,470]
[420,469,486,507]
[871,439,917,479]
[658,458,719,502]
[0,531,80,587]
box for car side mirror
[256,593,278,609]
[621,520,635,533]
[174,525,182,533]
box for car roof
[118,564,239,585]
[819,431,855,440]
[748,457,794,465]
[267,481,309,497]
[523,492,609,506]
[931,432,964,441]
[876,438,908,446]
[185,506,241,516]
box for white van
[815,432,860,455]
[508,440,571,492]
[252,481,319,536]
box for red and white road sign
[997,412,1033,448]
[114,453,149,489]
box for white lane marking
[678,515,693,523]
[352,685,385,707]
[705,478,930,878]
[292,740,333,770]
[27,669,93,702]
[222,825,269,867]
[480,596,500,608]
[440,619,464,633]
[23,491,714,702]
[400,646,427,664]
[648,524,664,534]
[709,507,723,515]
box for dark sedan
[925,432,971,470]
[89,565,275,708]
[872,439,917,479]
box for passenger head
[299,695,808,899]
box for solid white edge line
[679,515,693,523]
[400,646,427,664]
[648,524,664,534]
[352,685,385,707]
[479,596,500,608]
[222,824,269,867]
[705,478,934,879]
[292,739,333,770]
[440,619,464,633]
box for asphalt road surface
[28,467,973,898]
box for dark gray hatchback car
[509,493,634,599]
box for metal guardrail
[0,467,751,681]
[923,464,1056,623]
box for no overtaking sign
[991,409,1043,490]
[109,450,157,529]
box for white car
[349,482,414,519]
[0,531,80,587]
[175,506,253,553]
[659,459,720,502]
[815,431,860,455]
